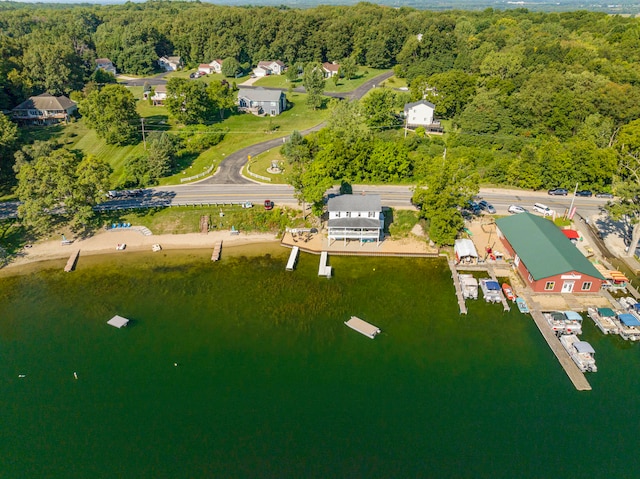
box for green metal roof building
[495,213,604,294]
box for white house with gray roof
[404,100,436,127]
[237,88,287,116]
[327,194,384,245]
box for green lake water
[1,244,640,478]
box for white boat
[560,334,597,373]
[615,313,640,341]
[116,243,126,250]
[479,279,501,303]
[458,274,478,300]
[152,244,162,252]
[543,311,582,335]
[515,297,530,314]
[587,307,619,335]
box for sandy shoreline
[4,228,280,270]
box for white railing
[180,164,215,183]
[245,164,271,182]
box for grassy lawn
[252,67,390,93]
[99,204,303,235]
[246,148,288,184]
[159,90,330,185]
[387,209,421,237]
[377,75,408,89]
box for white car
[532,203,553,216]
[508,204,526,214]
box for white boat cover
[563,311,583,321]
[575,341,595,354]
[454,239,478,259]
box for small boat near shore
[479,279,501,303]
[560,334,597,372]
[502,283,516,301]
[515,297,529,314]
[587,307,619,335]
[615,313,640,341]
[116,243,126,251]
[152,244,162,252]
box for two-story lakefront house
[327,194,384,245]
[237,88,287,116]
[12,93,77,126]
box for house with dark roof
[95,58,116,75]
[12,93,77,126]
[495,213,605,294]
[237,88,286,116]
[327,194,384,245]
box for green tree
[207,80,237,120]
[221,57,241,78]
[412,156,478,245]
[360,89,401,130]
[303,62,325,110]
[16,149,111,234]
[79,84,140,146]
[146,132,176,181]
[166,78,213,125]
[339,56,358,80]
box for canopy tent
[454,239,478,263]
[618,313,640,327]
[562,311,583,321]
[575,341,596,354]
[561,229,580,240]
[597,307,616,317]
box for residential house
[237,88,287,116]
[11,93,77,126]
[143,85,167,106]
[95,58,116,75]
[209,59,223,74]
[495,213,605,294]
[256,60,286,76]
[322,62,340,78]
[158,56,183,71]
[252,65,270,78]
[327,194,384,245]
[198,64,213,75]
[404,100,442,132]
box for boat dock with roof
[344,316,381,339]
[286,246,299,271]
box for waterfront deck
[286,246,299,271]
[526,296,592,391]
[447,260,467,315]
[344,316,381,339]
[64,250,80,272]
[211,241,222,261]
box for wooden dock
[64,250,80,272]
[286,246,299,271]
[527,298,592,391]
[448,260,467,315]
[318,251,332,278]
[200,215,210,235]
[211,241,222,261]
[344,316,381,339]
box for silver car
[508,204,526,214]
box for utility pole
[567,182,579,219]
[141,118,146,149]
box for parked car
[576,190,593,197]
[533,203,553,216]
[508,204,526,214]
[548,188,568,196]
[241,201,253,208]
[478,200,496,214]
[595,192,614,198]
[264,199,274,210]
[467,201,481,214]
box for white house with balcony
[327,194,384,245]
[404,100,436,127]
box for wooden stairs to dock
[200,215,210,235]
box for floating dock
[318,251,332,278]
[286,246,299,271]
[211,241,222,261]
[107,315,130,328]
[344,316,381,339]
[64,250,80,272]
[527,300,591,391]
[447,260,467,314]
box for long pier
[64,250,80,272]
[447,260,467,315]
[526,297,592,391]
